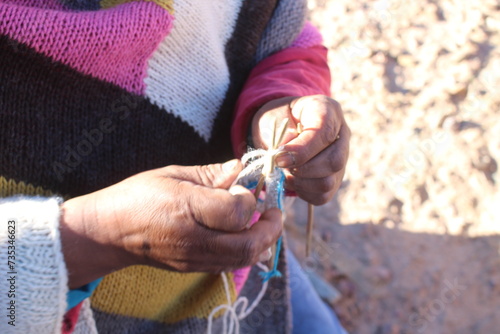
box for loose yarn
[206,263,270,334]
[238,147,286,281]
[237,148,286,212]
[206,148,287,334]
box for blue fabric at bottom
[287,249,349,334]
[66,277,103,311]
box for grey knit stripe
[92,246,291,334]
[254,0,308,64]
[92,308,212,334]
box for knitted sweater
[0,0,331,333]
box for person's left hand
[251,95,350,205]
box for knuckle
[318,192,333,205]
[241,239,259,263]
[344,122,352,138]
[307,192,332,206]
[197,165,217,185]
[157,164,179,178]
[318,176,336,193]
[314,97,343,146]
[329,98,342,112]
[313,95,342,113]
[327,150,343,172]
[226,195,251,230]
[320,119,337,145]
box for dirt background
[286,1,500,333]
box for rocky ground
[286,1,500,333]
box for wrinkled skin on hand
[61,160,282,289]
[252,95,351,205]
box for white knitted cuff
[74,299,98,334]
[0,196,68,334]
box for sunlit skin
[59,94,350,289]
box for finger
[285,172,344,205]
[251,97,297,149]
[289,175,339,195]
[275,96,343,169]
[290,122,350,178]
[152,208,282,273]
[298,187,337,206]
[201,208,283,269]
[167,159,243,189]
[185,183,257,232]
[165,208,283,272]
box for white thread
[208,146,285,334]
[238,148,281,183]
[241,148,280,169]
[206,263,269,334]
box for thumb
[172,159,243,189]
[173,159,255,232]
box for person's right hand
[60,160,282,289]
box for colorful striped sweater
[0,0,331,333]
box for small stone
[336,278,356,298]
[367,266,392,284]
[321,230,333,243]
[397,54,415,67]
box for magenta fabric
[232,210,262,293]
[232,266,253,294]
[1,0,65,10]
[290,21,324,48]
[61,301,83,334]
[231,45,331,157]
[0,1,173,94]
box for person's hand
[60,160,282,289]
[251,95,350,205]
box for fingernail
[228,185,247,196]
[259,248,272,262]
[275,152,295,168]
[222,159,239,173]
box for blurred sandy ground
[286,0,500,333]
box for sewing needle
[296,121,314,257]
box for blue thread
[258,169,286,282]
[276,169,285,211]
[246,180,258,190]
[244,167,286,282]
[259,236,283,282]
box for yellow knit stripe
[91,265,236,323]
[100,0,174,13]
[0,176,53,198]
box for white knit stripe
[0,196,67,334]
[74,299,98,334]
[144,0,244,142]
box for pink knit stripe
[1,0,65,10]
[232,210,262,293]
[232,267,253,294]
[290,21,324,48]
[0,1,173,95]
